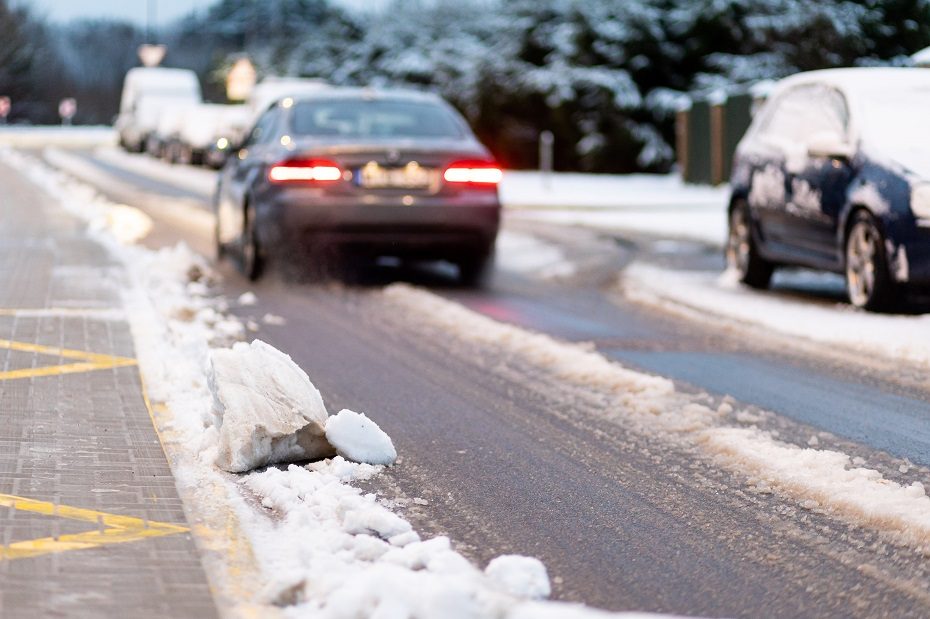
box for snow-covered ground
[502,171,728,245]
[0,125,116,148]
[494,231,577,279]
[94,145,217,198]
[1,146,683,618]
[382,284,930,548]
[624,263,930,368]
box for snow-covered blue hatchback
[727,68,930,311]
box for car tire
[457,248,494,288]
[240,203,264,281]
[214,213,226,261]
[845,210,897,311]
[726,201,773,289]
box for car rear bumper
[254,190,501,259]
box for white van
[116,67,202,152]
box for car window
[245,106,279,147]
[290,99,466,139]
[757,84,849,145]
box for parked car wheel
[845,211,896,311]
[726,201,773,289]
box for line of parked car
[116,68,330,170]
[115,67,503,286]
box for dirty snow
[325,409,397,466]
[2,145,677,618]
[209,339,333,473]
[382,282,930,548]
[624,262,930,368]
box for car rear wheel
[726,201,773,289]
[457,248,494,287]
[240,204,264,281]
[845,211,896,311]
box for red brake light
[443,160,503,186]
[268,158,342,184]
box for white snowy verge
[2,146,678,618]
[382,283,930,549]
[0,125,117,148]
[624,263,930,368]
[495,231,577,279]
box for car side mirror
[807,132,854,160]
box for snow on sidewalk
[502,171,728,245]
[0,146,683,618]
[623,263,930,368]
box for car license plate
[357,162,435,189]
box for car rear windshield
[291,99,466,139]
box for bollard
[539,130,554,190]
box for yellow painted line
[0,338,136,381]
[140,377,268,618]
[0,493,188,562]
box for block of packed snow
[325,409,397,466]
[210,339,334,472]
[485,555,551,600]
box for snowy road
[29,146,930,617]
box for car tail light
[268,158,342,184]
[443,161,503,186]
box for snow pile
[243,460,654,619]
[325,409,397,466]
[624,263,930,368]
[704,427,930,546]
[210,340,334,473]
[485,555,551,600]
[382,284,696,432]
[90,203,154,245]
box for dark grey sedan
[214,88,502,283]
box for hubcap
[846,222,877,307]
[726,208,751,276]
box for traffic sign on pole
[0,97,11,124]
[59,98,77,126]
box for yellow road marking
[0,493,188,562]
[0,338,136,381]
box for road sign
[0,97,10,122]
[59,98,77,125]
[138,44,166,67]
[227,57,256,102]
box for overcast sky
[17,0,382,25]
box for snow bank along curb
[382,283,930,549]
[1,147,677,618]
[623,263,930,369]
[0,146,267,617]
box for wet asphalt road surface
[32,147,930,617]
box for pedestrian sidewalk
[0,162,217,617]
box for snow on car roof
[774,67,930,98]
[285,87,445,105]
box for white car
[116,67,202,153]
